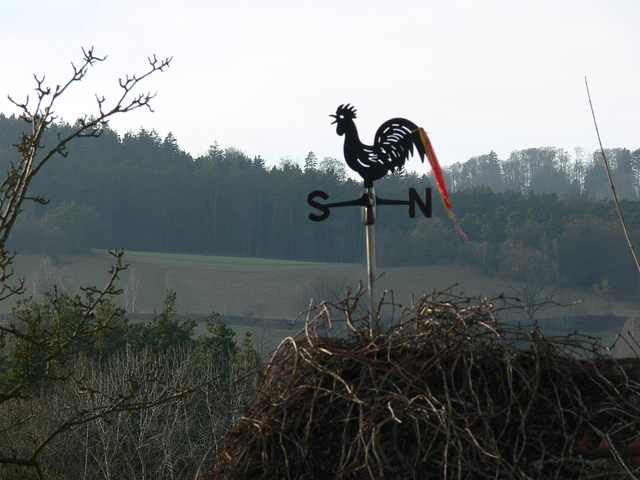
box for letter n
[409,188,432,218]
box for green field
[122,250,322,266]
[8,250,638,354]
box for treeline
[445,147,640,199]
[0,114,411,263]
[1,113,639,297]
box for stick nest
[202,291,640,479]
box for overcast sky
[1,0,639,174]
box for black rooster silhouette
[330,104,426,187]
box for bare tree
[616,317,640,358]
[25,256,62,299]
[0,48,176,478]
[0,346,255,479]
[124,267,141,314]
[297,276,347,312]
[498,240,561,318]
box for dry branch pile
[201,292,640,479]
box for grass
[122,251,322,266]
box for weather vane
[307,104,468,332]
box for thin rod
[365,221,378,333]
[585,77,640,274]
[363,187,379,334]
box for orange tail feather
[417,128,470,243]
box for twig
[585,76,640,274]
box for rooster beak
[330,114,337,124]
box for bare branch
[0,48,170,297]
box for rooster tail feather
[416,128,470,243]
[450,215,470,244]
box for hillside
[3,113,640,302]
[9,251,638,347]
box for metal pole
[363,188,379,334]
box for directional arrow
[307,187,432,222]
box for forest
[1,113,639,299]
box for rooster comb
[336,104,357,119]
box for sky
[1,0,639,174]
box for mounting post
[363,188,379,333]
[307,187,432,336]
